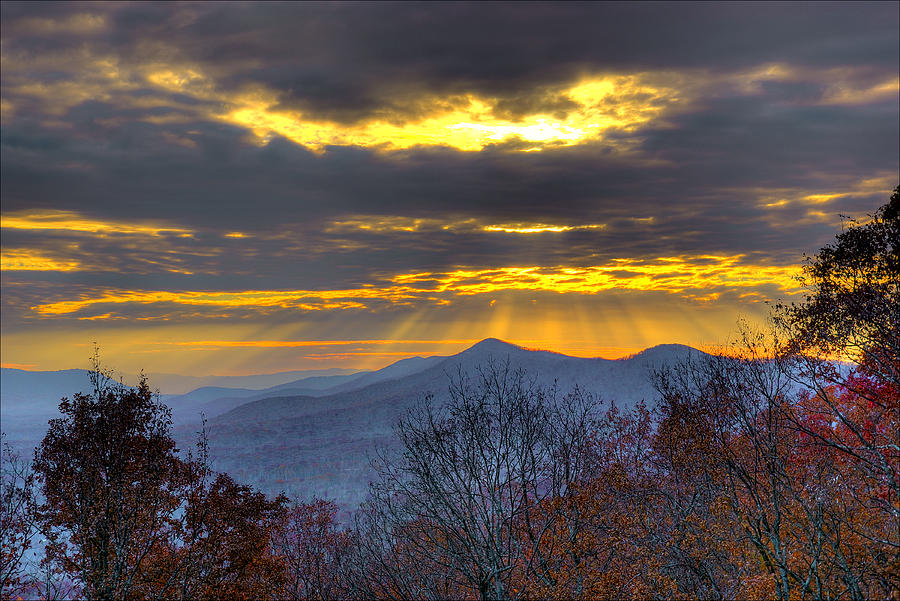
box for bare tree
[346,361,596,601]
[271,498,350,601]
[1,436,38,600]
[653,339,805,601]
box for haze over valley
[2,338,704,509]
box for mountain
[161,356,454,425]
[0,368,93,407]
[320,355,448,395]
[194,339,705,509]
[0,368,95,450]
[144,367,363,394]
[0,367,366,452]
[2,341,707,511]
[163,372,370,423]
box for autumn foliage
[1,189,897,600]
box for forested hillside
[2,190,897,600]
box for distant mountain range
[182,339,705,509]
[2,339,705,511]
[0,366,365,450]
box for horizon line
[1,338,705,376]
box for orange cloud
[1,211,193,237]
[1,249,81,271]
[326,215,610,234]
[481,223,607,234]
[220,74,682,153]
[29,255,803,318]
[391,256,802,297]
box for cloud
[1,210,193,236]
[21,254,802,324]
[1,2,896,372]
[6,2,880,125]
[11,11,108,36]
[1,249,81,271]
[325,215,609,235]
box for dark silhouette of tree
[345,362,597,601]
[775,187,900,594]
[777,185,899,387]
[33,358,183,600]
[31,355,290,601]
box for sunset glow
[1,3,896,375]
[2,211,194,237]
[27,256,801,321]
[219,75,679,152]
[1,249,81,272]
[1,8,896,600]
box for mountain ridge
[196,338,709,507]
[3,339,710,508]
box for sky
[1,2,898,376]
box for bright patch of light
[1,211,193,237]
[482,223,607,234]
[31,255,802,318]
[1,250,81,272]
[162,72,684,153]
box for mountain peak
[626,343,702,362]
[465,338,521,353]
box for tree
[31,356,291,601]
[789,367,899,596]
[652,326,897,600]
[648,388,754,601]
[777,185,899,387]
[651,343,805,601]
[1,437,38,600]
[168,471,288,601]
[528,401,682,601]
[775,187,900,597]
[347,362,596,601]
[33,360,184,600]
[272,498,350,601]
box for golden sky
[1,3,897,378]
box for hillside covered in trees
[2,189,898,600]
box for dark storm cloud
[3,86,895,263]
[2,2,898,123]
[1,1,897,337]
